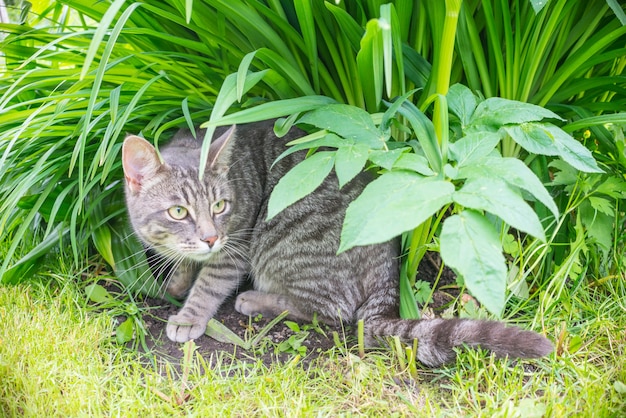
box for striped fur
[122,121,553,366]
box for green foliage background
[1,0,625,316]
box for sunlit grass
[0,279,115,415]
[0,245,624,416]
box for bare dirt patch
[131,255,457,370]
[138,292,344,368]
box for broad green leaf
[503,123,603,173]
[368,148,407,170]
[468,98,563,133]
[109,85,120,124]
[453,178,546,241]
[440,210,506,316]
[115,317,135,344]
[85,284,114,304]
[548,159,579,186]
[449,132,501,167]
[298,104,385,149]
[339,173,454,252]
[286,130,334,146]
[447,83,477,127]
[335,143,370,188]
[588,196,615,217]
[457,156,559,219]
[205,71,268,127]
[615,381,626,395]
[402,43,431,88]
[267,151,335,220]
[595,176,626,199]
[16,183,73,223]
[389,3,406,94]
[580,201,613,253]
[392,153,434,176]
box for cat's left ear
[122,135,163,194]
[207,125,236,171]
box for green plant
[205,310,289,352]
[453,0,626,107]
[220,85,599,315]
[84,282,148,349]
[278,322,310,357]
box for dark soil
[131,253,458,369]
[138,291,344,367]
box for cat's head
[121,126,236,262]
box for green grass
[1,247,624,417]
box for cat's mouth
[154,240,223,262]
[182,238,225,261]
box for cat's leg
[235,290,311,322]
[165,262,196,299]
[167,262,243,342]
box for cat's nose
[202,235,218,248]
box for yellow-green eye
[212,199,226,214]
[168,206,188,220]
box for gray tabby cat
[122,121,553,367]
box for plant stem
[406,0,461,286]
[433,0,461,145]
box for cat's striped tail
[365,317,553,367]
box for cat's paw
[235,290,267,316]
[166,314,207,342]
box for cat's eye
[212,199,227,214]
[168,206,188,220]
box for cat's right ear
[207,125,236,171]
[122,135,162,194]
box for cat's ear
[207,125,236,171]
[122,135,162,194]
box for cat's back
[161,121,291,171]
[160,129,204,168]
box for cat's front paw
[166,314,207,342]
